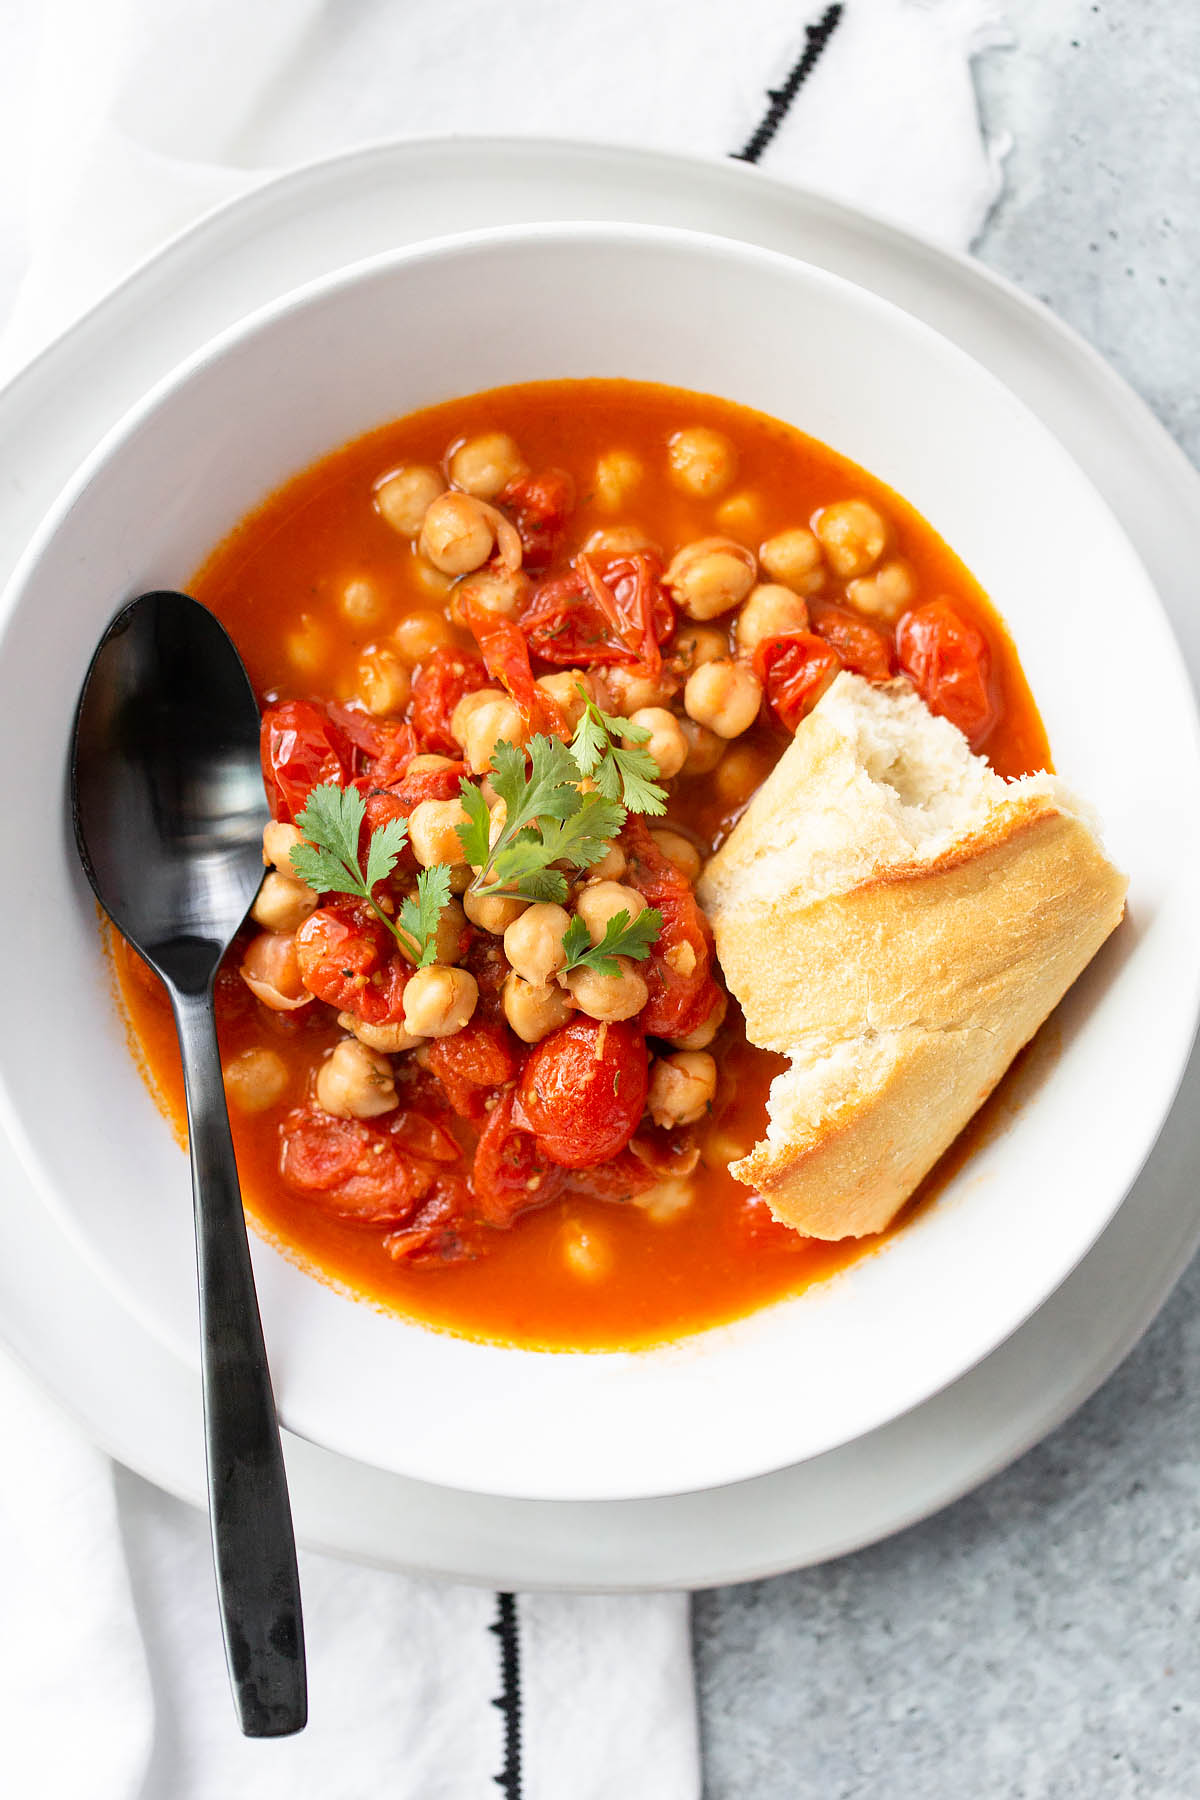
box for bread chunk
[697,673,1127,1239]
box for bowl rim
[3,218,1200,1501]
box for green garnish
[289,781,439,965]
[561,906,664,978]
[570,692,669,816]
[456,733,625,904]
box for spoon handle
[172,987,307,1737]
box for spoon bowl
[71,590,307,1737]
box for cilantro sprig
[289,782,445,966]
[570,692,669,816]
[455,734,626,904]
[561,906,664,978]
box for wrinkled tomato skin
[516,1018,648,1168]
[476,619,567,736]
[501,468,574,570]
[472,1090,566,1224]
[623,818,717,1038]
[754,632,842,733]
[895,599,996,747]
[408,645,489,755]
[521,553,674,668]
[808,599,893,682]
[293,902,409,1024]
[424,1018,519,1120]
[279,1106,431,1225]
[260,700,356,821]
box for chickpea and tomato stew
[113,379,1048,1349]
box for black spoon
[71,590,307,1737]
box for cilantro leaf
[398,864,453,967]
[562,906,664,977]
[569,696,669,815]
[294,780,365,875]
[454,776,492,869]
[537,792,627,869]
[289,778,427,964]
[364,815,410,893]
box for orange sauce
[112,379,1049,1349]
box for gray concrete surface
[695,6,1200,1795]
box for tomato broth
[113,379,1049,1349]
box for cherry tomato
[501,468,574,571]
[808,598,893,682]
[383,1173,484,1263]
[425,1018,519,1120]
[294,902,409,1024]
[563,1151,656,1205]
[476,619,568,737]
[753,633,842,733]
[409,645,489,755]
[521,553,675,669]
[895,599,996,747]
[623,818,718,1039]
[515,1017,648,1168]
[260,700,356,821]
[279,1106,433,1225]
[472,1090,566,1224]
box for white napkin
[0,2,1006,1795]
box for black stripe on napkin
[733,3,844,165]
[491,1592,523,1798]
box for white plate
[2,137,1200,1580]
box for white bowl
[1,223,1198,1503]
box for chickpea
[670,990,728,1051]
[408,797,472,868]
[262,819,304,875]
[561,1221,614,1280]
[410,559,455,600]
[418,491,497,575]
[337,1011,425,1054]
[448,432,528,500]
[251,870,318,933]
[356,647,411,716]
[631,1177,695,1224]
[504,902,571,987]
[759,528,825,595]
[402,966,479,1038]
[537,669,596,731]
[582,525,659,558]
[602,664,674,714]
[814,499,889,578]
[450,565,530,629]
[316,1038,398,1120]
[503,973,573,1044]
[846,558,915,624]
[463,888,525,934]
[667,426,738,499]
[393,608,456,664]
[715,491,764,539]
[574,880,647,946]
[679,716,726,776]
[406,753,458,776]
[375,464,446,537]
[649,828,702,882]
[463,694,527,775]
[223,1047,289,1114]
[450,685,505,748]
[648,1051,717,1128]
[684,659,763,738]
[734,583,811,656]
[711,742,773,809]
[588,842,627,881]
[284,615,330,677]
[428,896,468,966]
[338,575,387,628]
[240,931,310,1012]
[672,623,728,672]
[592,450,643,510]
[623,706,687,781]
[664,537,756,621]
[565,959,648,1022]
